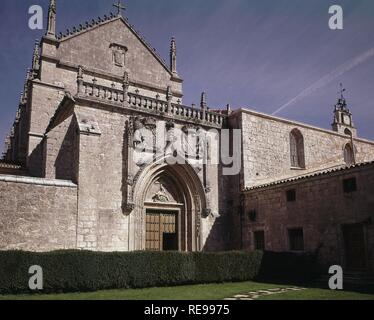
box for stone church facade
[1,2,374,272]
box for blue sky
[1,0,374,154]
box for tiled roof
[244,161,374,192]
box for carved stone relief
[146,179,177,204]
[110,43,128,67]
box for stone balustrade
[78,80,226,127]
[79,81,126,104]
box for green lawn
[0,282,373,300]
[259,288,374,300]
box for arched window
[290,129,305,168]
[344,143,354,165]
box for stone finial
[166,86,173,101]
[226,104,232,114]
[32,40,40,76]
[25,69,31,83]
[77,66,84,94]
[46,0,57,38]
[166,86,173,114]
[122,71,130,99]
[25,69,31,89]
[123,70,129,85]
[77,65,84,80]
[170,37,177,75]
[19,92,24,105]
[21,69,31,104]
[200,92,207,109]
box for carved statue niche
[132,116,158,167]
[143,117,157,135]
[110,43,128,67]
[132,117,144,149]
[181,124,200,159]
[196,126,207,160]
[164,121,176,154]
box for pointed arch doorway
[144,175,184,251]
[129,159,207,252]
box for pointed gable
[56,16,180,90]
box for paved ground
[224,287,306,300]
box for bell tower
[332,84,357,137]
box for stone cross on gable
[113,0,126,16]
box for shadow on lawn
[254,251,374,295]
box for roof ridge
[244,160,374,191]
[57,12,117,40]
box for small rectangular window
[343,177,357,193]
[288,228,304,251]
[254,231,265,250]
[286,189,296,202]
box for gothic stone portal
[130,160,207,252]
[145,177,182,251]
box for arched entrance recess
[129,156,207,251]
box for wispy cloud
[272,47,374,115]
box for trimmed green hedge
[0,250,319,294]
[0,250,264,294]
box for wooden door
[343,224,367,270]
[146,210,178,251]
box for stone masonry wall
[234,109,374,189]
[75,105,130,251]
[242,163,374,272]
[27,82,65,176]
[0,176,78,251]
[43,116,78,182]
